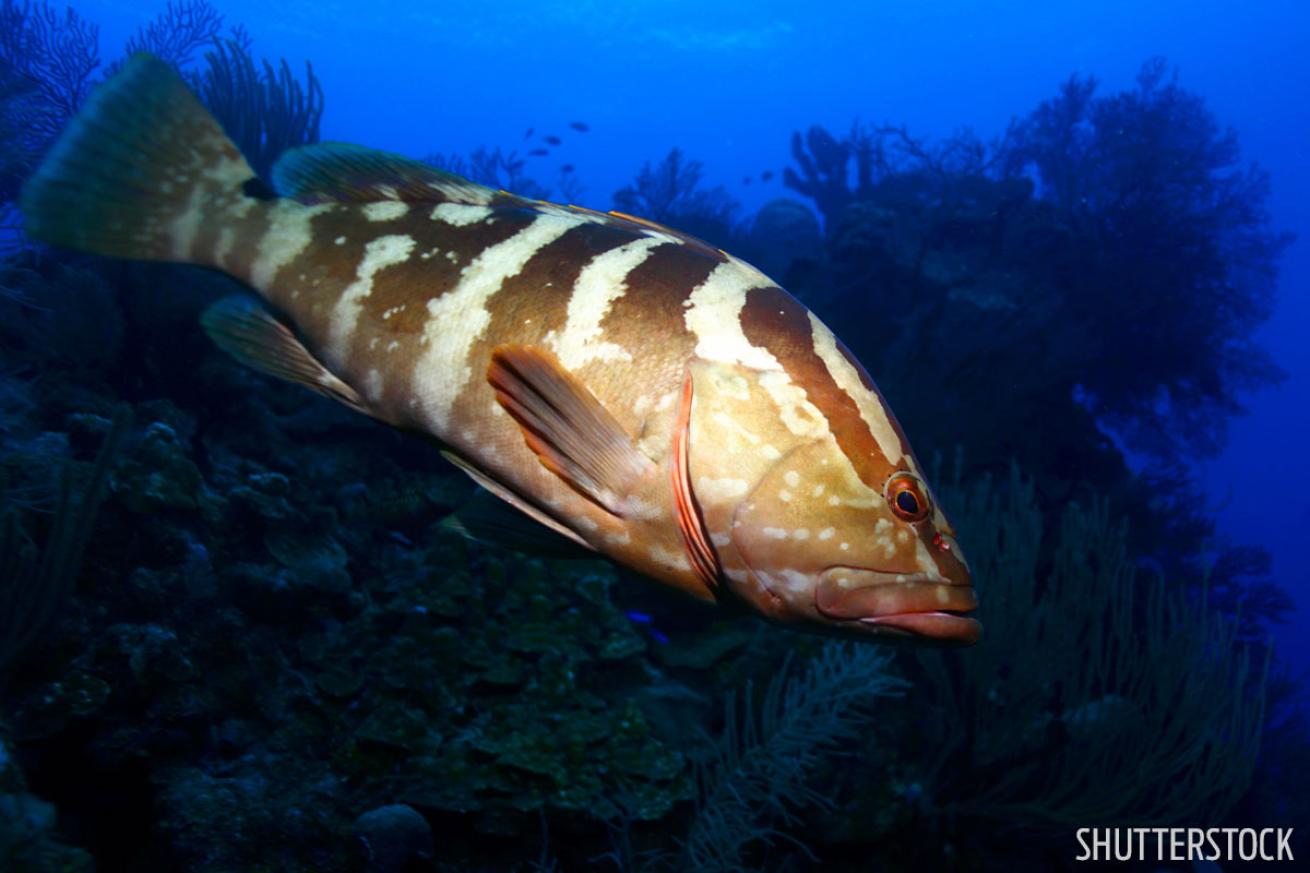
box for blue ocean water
[86,0,1310,663]
[2,0,1310,865]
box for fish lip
[815,566,981,645]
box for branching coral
[0,407,129,679]
[604,643,904,873]
[425,147,549,200]
[613,148,739,244]
[124,0,223,71]
[678,643,904,871]
[912,467,1267,829]
[196,39,323,180]
[0,0,100,201]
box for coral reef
[613,148,741,248]
[0,6,1297,866]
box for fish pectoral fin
[201,296,369,416]
[439,450,594,553]
[272,142,515,207]
[440,487,595,560]
[488,344,656,517]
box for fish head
[726,435,979,646]
[684,298,979,646]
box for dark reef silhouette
[0,2,1302,870]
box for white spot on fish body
[763,527,788,540]
[364,369,384,401]
[818,527,835,541]
[783,470,800,487]
[431,203,492,226]
[915,536,937,574]
[169,185,206,259]
[329,234,415,362]
[696,476,750,502]
[213,227,236,268]
[793,528,809,540]
[334,236,346,245]
[364,201,409,222]
[649,544,690,571]
[779,490,792,502]
[250,201,333,289]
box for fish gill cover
[0,1,1304,871]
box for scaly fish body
[22,55,980,644]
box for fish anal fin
[488,345,655,517]
[673,369,723,592]
[272,142,521,207]
[201,296,369,416]
[440,487,594,559]
[439,450,593,552]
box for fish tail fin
[20,53,260,263]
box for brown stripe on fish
[738,287,903,489]
[807,309,915,472]
[339,206,541,362]
[410,209,595,437]
[598,240,723,411]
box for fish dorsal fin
[563,205,726,261]
[487,345,656,517]
[672,369,722,591]
[200,296,369,416]
[439,487,594,559]
[272,142,512,206]
[439,449,594,552]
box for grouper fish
[21,55,980,645]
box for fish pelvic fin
[21,53,259,263]
[488,345,656,517]
[201,295,370,416]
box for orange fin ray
[673,369,723,592]
[487,345,655,516]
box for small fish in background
[22,54,979,645]
[528,148,549,157]
[542,135,562,146]
[523,127,534,140]
[760,170,774,182]
[560,164,575,174]
[624,610,669,645]
[742,176,752,185]
[569,121,589,132]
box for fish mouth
[815,567,981,646]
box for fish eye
[886,473,931,523]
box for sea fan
[677,642,905,871]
